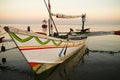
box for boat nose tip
[4,26,9,32]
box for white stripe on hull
[21,44,84,63]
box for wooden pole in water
[2,58,6,64]
[1,44,6,52]
[27,26,30,32]
[81,14,86,32]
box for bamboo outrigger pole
[44,0,59,36]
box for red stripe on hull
[19,46,76,50]
[29,62,40,67]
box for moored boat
[4,26,87,74]
[3,0,87,74]
[2,0,120,75]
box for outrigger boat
[3,0,87,74]
[2,0,120,75]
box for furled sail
[52,13,81,19]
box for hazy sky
[0,0,120,24]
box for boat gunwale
[4,26,87,43]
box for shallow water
[0,24,120,80]
[86,35,120,51]
[0,45,35,80]
[70,52,120,80]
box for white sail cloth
[52,13,81,19]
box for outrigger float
[1,0,120,74]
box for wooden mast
[44,0,59,36]
[48,0,52,36]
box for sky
[0,0,120,24]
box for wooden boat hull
[4,26,87,74]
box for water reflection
[35,45,120,80]
[0,44,35,80]
[70,51,120,80]
[35,45,88,80]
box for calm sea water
[0,24,120,80]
